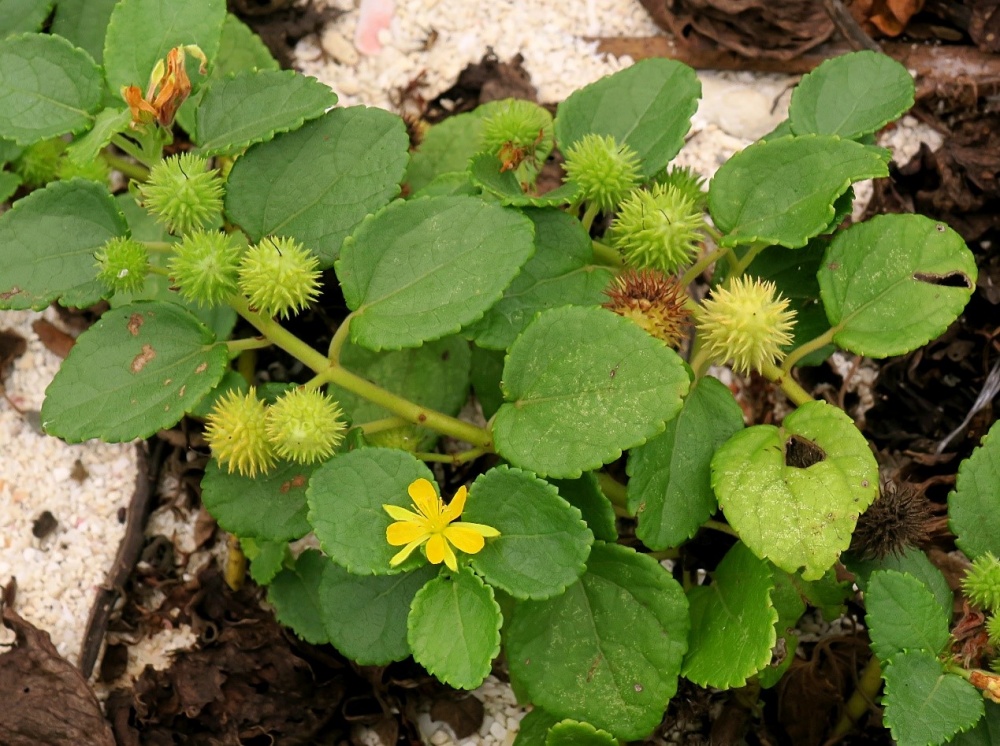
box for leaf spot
[912,271,972,289]
[195,362,208,374]
[586,654,603,682]
[178,385,186,398]
[0,286,23,300]
[163,378,172,386]
[827,262,840,271]
[634,682,643,692]
[784,435,825,469]
[127,313,144,336]
[130,344,156,373]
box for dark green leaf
[707,135,889,248]
[549,473,618,542]
[464,466,593,600]
[0,0,54,37]
[467,207,614,351]
[0,170,20,202]
[65,107,132,167]
[405,104,500,193]
[950,420,1000,560]
[493,306,689,478]
[628,376,744,549]
[470,344,504,419]
[951,702,1000,745]
[201,459,314,542]
[866,570,951,662]
[846,548,953,615]
[407,567,502,690]
[682,541,777,689]
[513,709,561,746]
[337,196,535,350]
[554,59,700,177]
[242,538,288,585]
[225,107,408,267]
[42,301,228,442]
[0,33,103,145]
[468,153,580,207]
[51,0,117,62]
[507,542,689,740]
[0,179,125,310]
[818,213,977,357]
[268,549,330,644]
[757,569,806,689]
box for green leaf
[794,569,851,621]
[513,709,562,746]
[407,567,501,690]
[554,58,700,178]
[411,170,479,198]
[507,542,689,740]
[468,153,581,207]
[550,473,618,543]
[950,420,1000,560]
[102,0,226,93]
[951,702,1000,745]
[213,13,278,74]
[194,70,337,156]
[866,570,951,662]
[711,399,879,580]
[818,213,977,357]
[307,447,435,575]
[682,541,777,689]
[0,170,20,202]
[470,344,505,419]
[493,306,689,478]
[330,335,470,449]
[467,207,614,350]
[0,0,53,37]
[627,376,744,549]
[337,196,535,350]
[757,569,806,689]
[707,135,889,249]
[546,720,619,746]
[882,651,984,746]
[789,51,914,140]
[42,301,228,442]
[268,549,330,644]
[201,459,314,542]
[51,0,117,62]
[0,33,102,145]
[463,466,593,600]
[405,106,496,193]
[322,561,438,665]
[224,107,408,267]
[846,547,953,615]
[0,179,126,310]
[189,369,247,419]
[65,107,131,167]
[242,537,288,585]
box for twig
[821,0,882,53]
[78,441,159,677]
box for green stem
[689,346,712,378]
[760,360,814,406]
[142,241,174,253]
[359,416,409,435]
[580,202,600,233]
[111,134,150,168]
[592,239,624,268]
[648,548,680,561]
[101,150,150,181]
[596,472,628,510]
[828,655,882,742]
[413,447,488,465]
[781,326,839,373]
[147,265,170,278]
[731,242,768,276]
[680,244,731,286]
[702,518,738,537]
[229,295,494,448]
[225,336,271,355]
[236,349,256,386]
[703,223,723,243]
[327,313,353,363]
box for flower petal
[387,521,429,546]
[389,538,426,566]
[459,521,501,538]
[441,485,467,523]
[426,533,447,565]
[383,504,422,522]
[441,539,458,571]
[408,478,441,519]
[444,524,486,554]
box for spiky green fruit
[138,153,224,235]
[168,230,243,307]
[265,388,346,464]
[94,236,149,294]
[204,387,277,478]
[238,236,321,319]
[610,184,705,273]
[563,134,641,213]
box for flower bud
[610,184,705,273]
[168,229,243,307]
[238,236,321,319]
[695,276,796,374]
[204,387,277,478]
[94,236,149,294]
[265,388,347,464]
[563,134,641,213]
[139,153,224,235]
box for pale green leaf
[41,301,228,442]
[493,306,689,478]
[545,720,619,746]
[407,567,501,690]
[757,569,806,689]
[818,213,977,357]
[628,376,744,549]
[242,538,288,585]
[866,569,951,662]
[224,106,408,267]
[0,33,102,145]
[65,107,131,167]
[0,170,20,202]
[950,420,1000,560]
[682,541,777,689]
[0,0,53,37]
[707,135,889,248]
[464,466,593,600]
[337,196,535,350]
[712,400,879,580]
[507,542,689,741]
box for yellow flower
[384,478,500,572]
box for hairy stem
[828,655,882,742]
[327,312,354,364]
[102,150,150,181]
[592,239,625,268]
[596,471,631,518]
[760,360,814,406]
[680,244,731,286]
[702,519,738,537]
[781,326,839,373]
[581,202,601,233]
[358,416,410,435]
[731,242,768,276]
[413,447,489,465]
[225,336,271,355]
